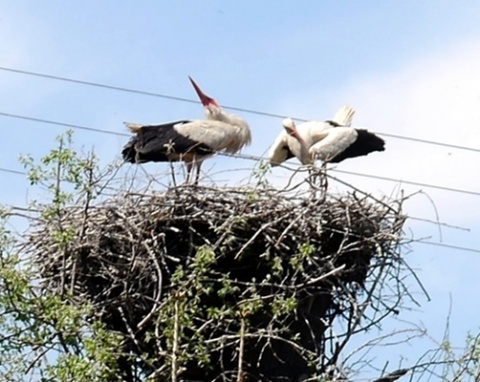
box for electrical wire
[0,66,199,105]
[0,111,129,137]
[0,109,479,198]
[410,240,480,254]
[0,167,26,176]
[1,65,480,153]
[219,151,480,197]
[331,169,480,197]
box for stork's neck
[205,107,252,150]
[288,133,312,165]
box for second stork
[269,106,385,167]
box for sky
[2,1,480,380]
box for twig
[237,315,246,382]
[172,293,180,382]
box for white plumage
[331,105,356,127]
[269,106,385,166]
[269,105,354,166]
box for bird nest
[26,183,407,381]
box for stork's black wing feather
[122,120,214,163]
[324,120,342,127]
[330,129,385,163]
[373,368,409,382]
[282,145,295,161]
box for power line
[2,65,480,154]
[0,111,129,137]
[0,108,479,198]
[0,66,200,106]
[411,240,480,255]
[1,152,479,208]
[331,169,480,197]
[373,132,480,154]
[407,216,469,232]
[0,167,26,176]
[220,151,480,198]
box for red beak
[189,76,218,107]
[291,128,304,144]
[285,121,307,147]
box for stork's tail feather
[122,137,138,163]
[373,368,409,382]
[124,122,143,133]
[332,105,355,127]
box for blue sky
[2,1,480,379]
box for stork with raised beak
[268,106,384,167]
[122,77,252,184]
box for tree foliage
[1,131,122,381]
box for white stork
[122,77,252,184]
[268,106,384,166]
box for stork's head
[283,118,298,137]
[189,76,221,111]
[283,117,306,147]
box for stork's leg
[320,161,328,190]
[307,157,328,200]
[185,162,193,184]
[194,160,203,185]
[307,161,320,186]
[195,157,205,185]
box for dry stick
[92,159,124,196]
[298,264,346,287]
[328,245,390,369]
[145,365,168,381]
[169,158,178,189]
[205,330,318,361]
[234,218,283,259]
[171,294,180,382]
[328,172,399,215]
[71,154,95,293]
[118,306,143,351]
[283,166,309,191]
[274,208,308,248]
[237,315,246,382]
[54,139,69,298]
[24,334,57,375]
[136,241,164,332]
[342,327,426,367]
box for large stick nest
[27,184,406,381]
